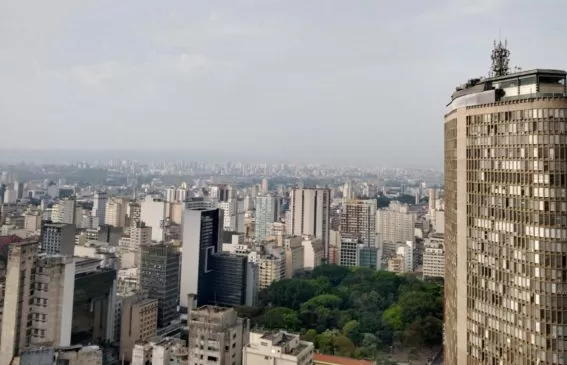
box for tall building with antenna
[444,42,567,364]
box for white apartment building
[105,197,127,227]
[376,201,416,244]
[301,237,324,270]
[243,330,313,365]
[52,198,76,224]
[218,199,245,233]
[283,236,304,278]
[422,234,445,279]
[132,337,188,365]
[141,195,166,242]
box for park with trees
[236,264,443,362]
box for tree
[382,305,403,331]
[332,334,356,357]
[310,264,350,286]
[261,307,301,331]
[258,279,319,310]
[342,320,362,345]
[252,266,444,355]
[303,329,318,344]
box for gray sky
[1,0,565,168]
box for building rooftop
[447,68,567,112]
[313,353,373,365]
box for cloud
[34,52,234,90]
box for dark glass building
[140,243,180,328]
[205,252,248,307]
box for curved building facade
[444,67,567,364]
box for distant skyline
[1,0,566,167]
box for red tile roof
[0,235,24,245]
[313,353,374,365]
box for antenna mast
[491,39,511,77]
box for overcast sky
[1,0,566,167]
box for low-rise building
[243,330,313,365]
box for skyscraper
[139,243,180,328]
[180,208,223,311]
[254,195,279,241]
[92,191,107,227]
[290,188,331,258]
[444,42,567,364]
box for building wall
[445,96,567,364]
[119,294,158,363]
[0,241,38,364]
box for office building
[207,252,250,307]
[139,243,180,328]
[255,195,279,241]
[358,245,379,270]
[290,188,331,258]
[92,192,107,227]
[72,257,117,344]
[118,292,158,363]
[443,42,567,364]
[187,306,248,365]
[340,199,377,248]
[243,330,313,365]
[40,222,75,256]
[180,208,223,311]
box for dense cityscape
[2,1,567,365]
[0,156,444,365]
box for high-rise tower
[444,43,567,364]
[290,188,331,257]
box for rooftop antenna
[491,39,511,77]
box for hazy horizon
[2,0,567,167]
[0,148,442,169]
